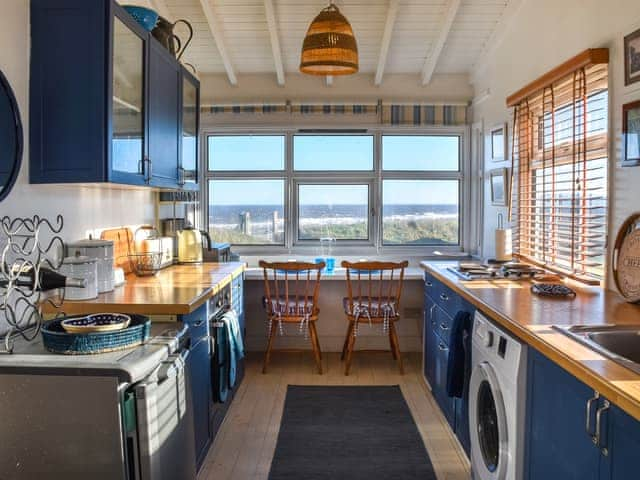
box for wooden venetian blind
[507,49,609,283]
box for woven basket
[41,314,151,355]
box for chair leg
[262,321,277,374]
[344,326,357,376]
[341,321,354,361]
[388,327,398,360]
[308,322,323,375]
[389,322,404,375]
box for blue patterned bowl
[122,5,159,32]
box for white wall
[0,0,155,242]
[472,0,640,290]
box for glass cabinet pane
[112,17,144,175]
[182,77,198,185]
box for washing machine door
[469,361,509,480]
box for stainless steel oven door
[134,349,196,480]
[469,361,508,480]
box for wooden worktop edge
[421,262,640,422]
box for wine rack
[0,214,65,353]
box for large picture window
[205,132,466,251]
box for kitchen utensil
[122,5,158,31]
[495,213,513,262]
[61,313,131,334]
[612,213,640,303]
[59,255,98,300]
[67,238,114,293]
[152,17,193,60]
[177,226,211,263]
[100,227,134,274]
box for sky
[208,135,460,205]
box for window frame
[201,126,471,256]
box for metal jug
[152,17,193,60]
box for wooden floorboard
[198,351,471,480]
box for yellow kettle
[176,227,211,263]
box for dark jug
[152,17,193,60]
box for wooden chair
[259,260,325,374]
[341,260,409,376]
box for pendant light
[299,2,359,76]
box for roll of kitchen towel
[495,228,513,262]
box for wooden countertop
[45,262,245,316]
[421,261,640,421]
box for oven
[207,282,245,436]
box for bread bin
[66,239,115,293]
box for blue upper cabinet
[30,0,198,190]
[180,68,200,191]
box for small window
[297,184,369,241]
[208,179,285,245]
[208,135,285,171]
[294,135,374,171]
[382,180,459,245]
[382,135,459,171]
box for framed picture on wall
[490,168,509,206]
[623,100,640,166]
[624,28,640,86]
[490,123,507,162]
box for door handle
[438,342,447,351]
[439,293,449,301]
[440,323,449,331]
[594,400,610,455]
[193,319,205,328]
[425,281,433,287]
[585,391,599,439]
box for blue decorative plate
[61,313,131,333]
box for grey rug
[268,385,437,480]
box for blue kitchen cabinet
[423,270,474,456]
[179,68,200,191]
[181,304,212,470]
[147,40,181,188]
[30,0,197,190]
[601,403,640,480]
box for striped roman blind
[508,50,609,283]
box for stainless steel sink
[553,325,640,375]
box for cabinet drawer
[435,306,453,343]
[423,271,442,301]
[434,282,462,319]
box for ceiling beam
[263,0,285,86]
[421,0,461,85]
[148,0,171,20]
[198,0,238,86]
[374,0,399,86]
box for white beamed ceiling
[142,0,511,84]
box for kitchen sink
[553,325,640,375]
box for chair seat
[263,296,316,318]
[342,297,399,320]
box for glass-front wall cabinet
[181,74,198,188]
[112,16,145,177]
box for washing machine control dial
[483,331,494,348]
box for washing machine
[469,311,527,480]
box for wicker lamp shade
[299,3,358,76]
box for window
[208,135,285,170]
[510,55,608,281]
[294,135,374,171]
[205,132,467,250]
[208,179,285,245]
[382,135,459,171]
[297,184,370,241]
[382,180,459,245]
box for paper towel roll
[495,229,513,261]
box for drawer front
[434,281,462,319]
[182,304,209,342]
[434,305,453,344]
[424,271,443,302]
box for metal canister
[66,239,115,293]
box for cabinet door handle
[440,323,449,331]
[147,157,153,181]
[438,342,447,351]
[425,281,433,287]
[585,391,599,438]
[594,400,610,455]
[439,293,449,301]
[193,319,205,328]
